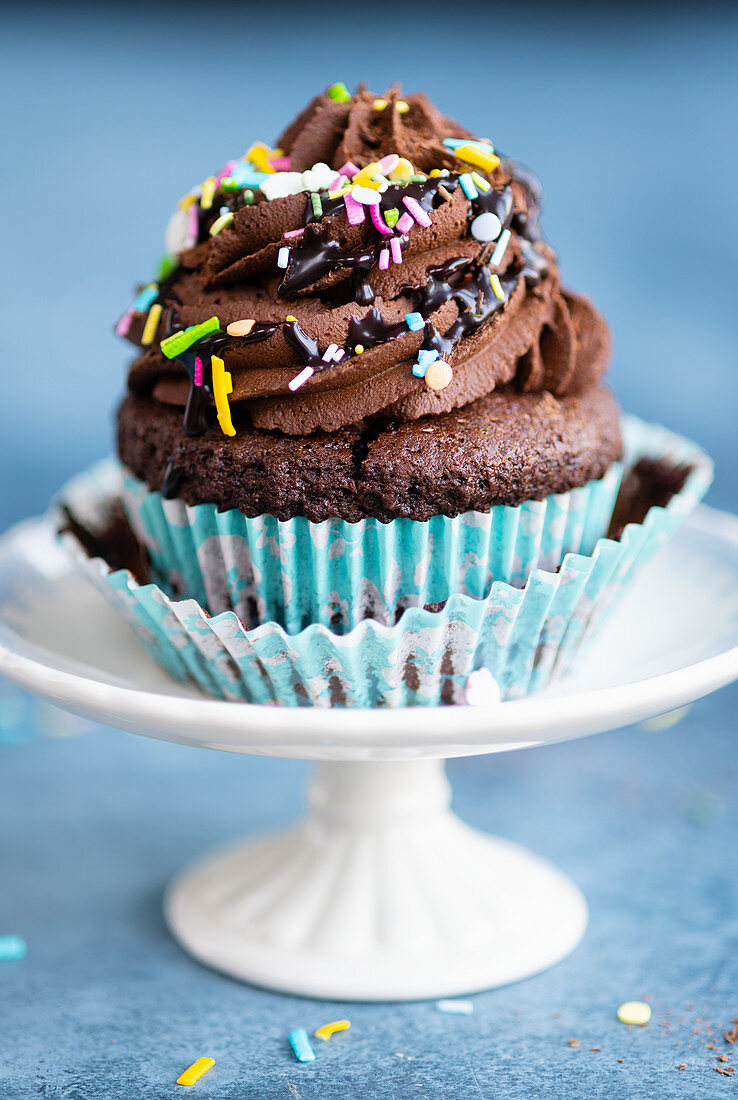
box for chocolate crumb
[713,1066,735,1076]
[677,1064,686,1070]
[568,1039,580,1048]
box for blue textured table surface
[2,2,738,1097]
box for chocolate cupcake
[113,83,628,631]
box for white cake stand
[1,504,737,1001]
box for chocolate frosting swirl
[118,86,611,437]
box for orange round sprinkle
[425,360,453,391]
[227,319,255,337]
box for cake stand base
[164,759,587,1001]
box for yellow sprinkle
[177,1058,215,1086]
[389,158,414,181]
[328,186,352,199]
[285,315,297,323]
[352,161,381,183]
[247,142,276,174]
[177,193,198,211]
[141,303,162,345]
[354,344,364,354]
[372,98,387,111]
[211,355,236,437]
[200,177,217,211]
[471,171,491,192]
[315,1020,351,1042]
[454,144,500,174]
[429,169,442,177]
[490,274,505,300]
[209,211,234,237]
[396,100,410,114]
[617,1001,651,1026]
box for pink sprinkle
[270,156,291,171]
[187,202,199,243]
[329,173,348,190]
[377,153,399,174]
[194,356,203,386]
[390,237,403,264]
[378,248,390,270]
[284,227,305,238]
[396,212,414,234]
[370,203,392,235]
[344,192,366,225]
[215,159,237,186]
[115,310,133,337]
[339,161,360,178]
[402,195,432,228]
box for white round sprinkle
[617,1002,651,1026]
[351,185,382,206]
[470,212,502,242]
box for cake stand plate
[0,504,737,1000]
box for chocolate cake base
[116,384,622,523]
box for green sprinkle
[327,82,351,103]
[156,253,180,281]
[209,211,235,237]
[160,316,221,359]
[310,192,323,218]
[219,177,240,192]
[383,207,400,228]
[410,173,428,182]
[242,189,255,205]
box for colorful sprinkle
[354,344,364,354]
[370,203,392,235]
[285,315,297,322]
[339,160,360,178]
[141,303,162,345]
[322,343,340,362]
[200,176,217,210]
[133,284,159,312]
[311,192,323,218]
[436,999,473,1015]
[247,142,277,174]
[227,319,255,337]
[289,366,315,391]
[242,189,255,205]
[377,153,400,175]
[209,211,234,237]
[490,274,505,300]
[390,237,403,264]
[157,254,180,281]
[396,100,410,114]
[270,156,291,171]
[617,1002,652,1026]
[389,158,414,181]
[459,173,478,201]
[372,98,388,111]
[378,247,390,270]
[442,137,494,151]
[284,227,305,239]
[211,355,236,436]
[425,359,453,391]
[315,1020,351,1041]
[471,171,491,192]
[412,348,439,378]
[177,1058,214,1087]
[288,1028,316,1062]
[490,228,511,267]
[161,316,221,359]
[327,82,351,103]
[405,312,425,331]
[193,356,203,387]
[0,935,26,961]
[352,185,382,206]
[344,191,366,225]
[470,212,502,242]
[395,212,414,234]
[402,195,432,228]
[187,202,199,244]
[383,207,400,228]
[454,144,501,174]
[277,247,290,269]
[115,311,133,337]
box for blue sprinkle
[459,174,478,201]
[229,162,268,188]
[412,348,439,377]
[0,935,27,961]
[405,312,425,332]
[133,284,159,312]
[442,138,494,150]
[436,998,473,1015]
[288,1028,315,1063]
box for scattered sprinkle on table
[177,1058,214,1086]
[314,1019,351,1041]
[289,1028,315,1062]
[0,935,26,960]
[436,999,473,1015]
[568,1039,580,1047]
[617,1001,652,1026]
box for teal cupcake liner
[57,415,713,706]
[120,458,624,632]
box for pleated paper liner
[57,415,713,706]
[120,456,625,633]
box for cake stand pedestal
[165,758,587,1000]
[0,505,737,999]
